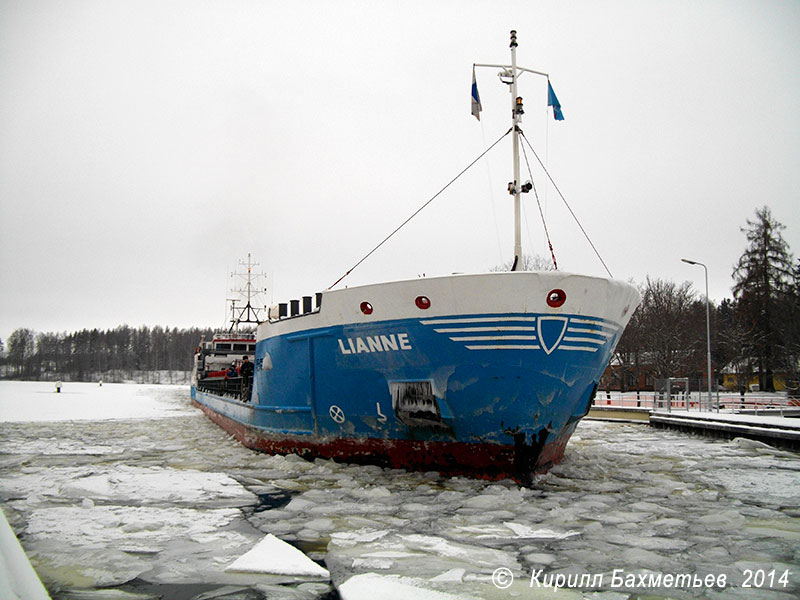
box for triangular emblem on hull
[537,316,568,355]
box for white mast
[227,253,268,331]
[509,30,523,271]
[476,31,545,272]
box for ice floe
[1,465,256,509]
[338,573,466,600]
[225,534,329,579]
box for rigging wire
[520,196,536,268]
[329,127,513,290]
[518,133,558,270]
[479,119,505,265]
[544,105,550,259]
[519,130,614,278]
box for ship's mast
[509,30,523,271]
[475,30,548,272]
[328,31,555,290]
[227,253,268,332]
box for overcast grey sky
[1,0,799,342]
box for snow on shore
[0,381,193,422]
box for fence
[593,387,797,415]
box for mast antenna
[227,253,268,331]
[509,29,523,271]
[474,30,550,271]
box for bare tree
[613,281,645,393]
[717,298,760,397]
[637,277,703,380]
[490,253,556,272]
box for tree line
[0,325,214,383]
[613,206,799,394]
[2,206,797,392]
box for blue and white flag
[547,81,564,121]
[471,66,482,120]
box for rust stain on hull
[193,400,572,483]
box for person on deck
[239,355,254,379]
[239,355,254,402]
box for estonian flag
[471,66,482,120]
[547,81,564,121]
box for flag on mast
[547,81,564,121]
[471,66,482,120]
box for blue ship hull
[191,34,642,481]
[192,272,640,481]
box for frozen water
[3,465,257,509]
[225,534,330,578]
[338,573,465,599]
[1,382,799,599]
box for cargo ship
[192,32,640,482]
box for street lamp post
[682,258,713,412]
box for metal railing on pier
[593,391,797,417]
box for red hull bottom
[193,400,573,484]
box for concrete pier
[587,404,800,451]
[586,406,651,423]
[649,411,800,450]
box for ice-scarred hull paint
[192,272,640,481]
[191,391,577,480]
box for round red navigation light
[415,295,431,310]
[360,301,373,315]
[546,289,566,308]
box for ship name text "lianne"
[338,333,412,355]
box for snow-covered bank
[0,381,193,422]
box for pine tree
[784,259,800,396]
[7,328,35,377]
[731,206,794,392]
